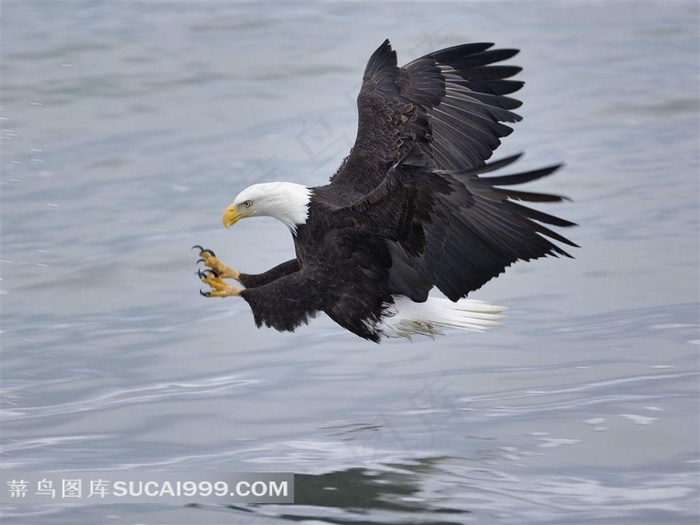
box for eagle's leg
[193,245,240,281]
[198,269,241,298]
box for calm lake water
[2,2,699,524]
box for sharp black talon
[199,269,221,279]
[192,245,216,257]
[199,290,211,297]
[196,258,205,265]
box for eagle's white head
[222,182,312,233]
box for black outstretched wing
[240,230,396,342]
[238,259,300,288]
[342,151,578,301]
[329,39,523,194]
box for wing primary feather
[438,48,521,71]
[493,188,570,203]
[456,65,523,81]
[481,164,564,186]
[438,153,523,176]
[428,42,496,61]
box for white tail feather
[382,296,505,339]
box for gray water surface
[2,2,699,524]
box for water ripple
[1,375,258,422]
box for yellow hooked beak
[222,204,253,228]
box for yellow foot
[192,245,240,280]
[198,269,242,298]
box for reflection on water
[2,1,698,524]
[259,458,697,524]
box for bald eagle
[194,39,577,342]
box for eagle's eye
[242,200,252,208]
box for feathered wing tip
[381,296,505,339]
